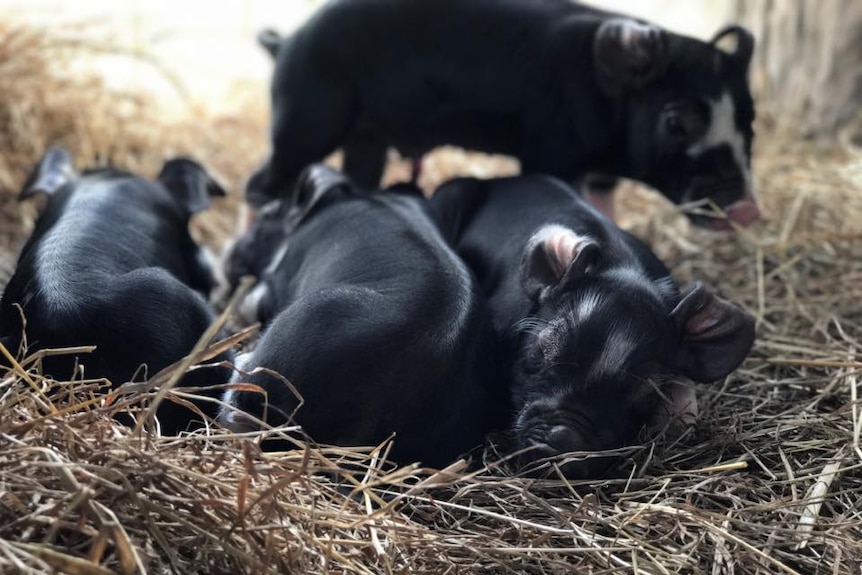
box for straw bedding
[1,20,860,575]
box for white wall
[582,0,730,38]
[0,0,319,113]
[0,0,731,114]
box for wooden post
[731,0,862,141]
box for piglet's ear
[19,146,78,200]
[257,28,282,60]
[521,225,599,301]
[292,164,352,217]
[672,282,755,383]
[158,157,227,215]
[711,25,754,73]
[593,18,668,94]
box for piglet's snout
[516,403,594,460]
[544,425,588,455]
[724,197,761,227]
[219,407,260,434]
[218,378,262,435]
[713,186,761,229]
[516,407,618,479]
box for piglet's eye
[666,113,685,137]
[662,103,707,143]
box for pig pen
[0,20,861,575]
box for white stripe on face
[238,282,269,325]
[605,266,678,307]
[687,92,753,196]
[264,242,289,275]
[589,323,638,381]
[576,290,603,321]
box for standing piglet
[429,175,755,477]
[219,165,507,468]
[249,0,759,229]
[0,147,231,434]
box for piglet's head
[512,225,755,477]
[222,197,298,293]
[593,19,760,228]
[224,164,352,292]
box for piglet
[219,165,507,467]
[429,175,755,477]
[0,147,232,434]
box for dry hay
[0,19,267,282]
[1,18,862,575]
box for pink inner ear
[544,229,584,279]
[620,22,652,54]
[685,302,721,336]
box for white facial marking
[197,246,227,304]
[217,355,262,432]
[605,266,670,304]
[590,323,638,381]
[219,387,237,413]
[576,290,603,321]
[198,245,218,273]
[234,351,254,373]
[217,399,258,433]
[687,92,753,196]
[238,282,269,325]
[219,352,253,405]
[264,242,289,275]
[217,379,240,428]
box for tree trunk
[731,0,862,141]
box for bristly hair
[513,316,549,336]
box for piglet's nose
[219,407,259,434]
[725,198,761,226]
[712,198,761,230]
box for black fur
[221,165,507,468]
[0,148,232,434]
[248,0,757,228]
[428,175,755,476]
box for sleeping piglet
[429,175,755,477]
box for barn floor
[1,19,862,575]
